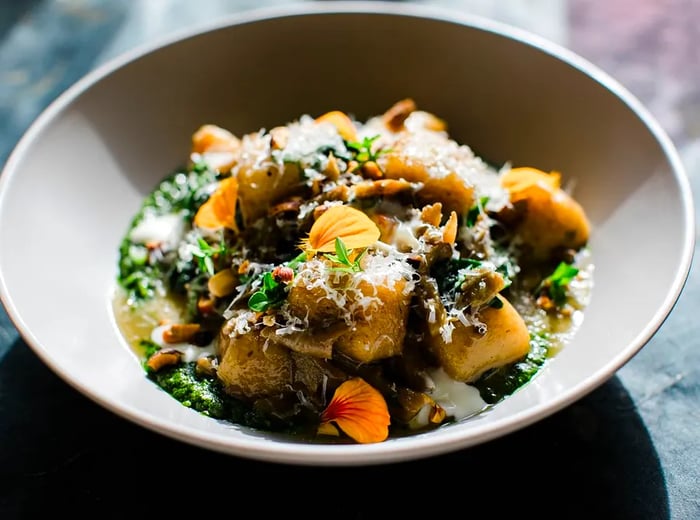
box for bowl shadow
[0,339,669,519]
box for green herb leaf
[466,196,490,227]
[540,261,579,306]
[323,237,365,273]
[248,291,271,312]
[345,135,390,166]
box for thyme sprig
[345,135,390,166]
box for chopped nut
[272,265,294,283]
[197,297,216,315]
[268,197,302,217]
[262,314,276,327]
[323,153,340,181]
[207,268,237,298]
[313,204,330,220]
[371,213,398,242]
[536,294,555,311]
[237,259,250,275]
[361,161,383,180]
[429,403,447,424]
[442,211,458,244]
[163,323,201,344]
[146,349,183,372]
[353,179,413,199]
[420,202,443,227]
[269,126,289,150]
[195,356,218,377]
[317,184,349,203]
[382,98,417,132]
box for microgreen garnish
[324,238,367,273]
[247,251,307,312]
[345,135,390,165]
[248,272,287,312]
[466,196,490,227]
[539,261,579,306]
[192,237,227,276]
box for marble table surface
[1,1,698,517]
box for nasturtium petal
[319,377,390,444]
[304,205,380,253]
[501,167,561,195]
[194,176,239,232]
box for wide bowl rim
[0,1,694,466]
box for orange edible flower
[193,176,239,232]
[501,167,561,197]
[318,378,390,444]
[315,110,358,142]
[302,205,380,253]
[191,124,239,154]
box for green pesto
[148,362,228,418]
[473,333,551,404]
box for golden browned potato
[335,278,411,363]
[425,295,530,382]
[217,325,292,400]
[501,167,590,261]
[380,140,475,215]
[236,160,302,227]
[286,262,349,326]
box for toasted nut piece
[268,197,302,217]
[429,403,447,424]
[197,297,216,315]
[353,179,413,199]
[237,259,250,275]
[313,204,330,220]
[361,161,383,180]
[323,153,340,181]
[315,110,358,141]
[371,213,398,242]
[146,349,183,372]
[383,98,417,132]
[163,323,201,344]
[269,126,289,150]
[442,211,458,244]
[318,184,350,203]
[208,268,238,298]
[420,202,443,227]
[195,356,218,377]
[272,265,294,283]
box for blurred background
[1,1,698,518]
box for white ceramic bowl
[0,2,693,466]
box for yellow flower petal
[193,176,239,232]
[315,110,358,142]
[304,205,380,253]
[501,167,561,196]
[319,378,390,444]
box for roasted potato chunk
[425,295,530,382]
[236,161,302,227]
[335,278,411,363]
[501,167,590,262]
[217,325,292,400]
